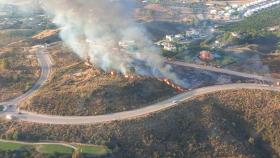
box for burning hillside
[85,56,186,92]
[108,70,185,92]
[40,0,187,88]
[32,29,59,40]
[20,42,180,116]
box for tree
[12,131,19,140]
[0,59,10,70]
[72,150,80,158]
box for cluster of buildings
[157,28,212,51]
[118,40,137,50]
[0,14,50,30]
[208,0,280,21]
[185,28,211,39]
[156,35,180,51]
[208,3,240,20]
[0,3,50,30]
[157,34,183,51]
[242,0,280,17]
[238,0,271,11]
[0,18,22,29]
[161,42,177,51]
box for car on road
[17,108,22,114]
[2,106,8,112]
[1,105,12,112]
[172,100,179,104]
[5,114,13,120]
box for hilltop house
[199,50,214,61]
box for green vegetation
[78,145,110,156]
[218,55,237,65]
[223,6,280,33]
[161,5,280,68]
[146,0,160,3]
[0,59,10,71]
[0,142,26,151]
[218,6,280,50]
[216,31,238,45]
[207,50,238,66]
[36,144,73,154]
[161,39,238,66]
[0,140,110,157]
[213,6,280,73]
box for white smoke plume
[40,0,187,87]
[0,0,186,87]
[0,0,32,5]
[0,0,36,13]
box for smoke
[0,0,40,15]
[0,0,32,5]
[0,0,186,87]
[39,0,187,87]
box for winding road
[0,46,52,111]
[168,60,279,82]
[14,83,280,125]
[1,47,280,125]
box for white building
[186,29,199,37]
[118,40,136,49]
[166,35,174,42]
[163,42,176,51]
[174,34,185,40]
[210,9,217,15]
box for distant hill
[223,6,280,32]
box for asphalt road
[0,46,52,111]
[169,60,279,82]
[1,50,280,125]
[13,83,280,125]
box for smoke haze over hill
[40,0,186,87]
[0,0,187,87]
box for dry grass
[262,54,280,78]
[0,46,40,102]
[32,29,59,40]
[20,42,178,116]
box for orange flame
[110,71,116,76]
[107,70,183,91]
[161,78,185,92]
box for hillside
[32,29,60,44]
[1,89,280,157]
[0,45,40,102]
[223,5,280,33]
[20,42,178,116]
